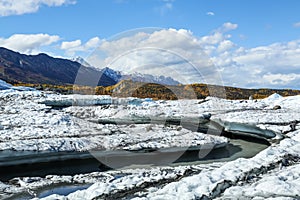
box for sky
[1,0,300,89]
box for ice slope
[0,79,35,91]
[0,79,12,90]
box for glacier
[0,82,300,199]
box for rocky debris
[273,105,281,110]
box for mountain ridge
[0,47,180,87]
[0,47,117,86]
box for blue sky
[2,0,300,47]
[1,0,300,89]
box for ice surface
[40,94,112,107]
[220,163,300,199]
[1,90,298,152]
[0,92,300,199]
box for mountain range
[74,57,180,85]
[0,47,180,87]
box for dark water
[0,151,100,181]
[3,138,269,199]
[0,117,272,182]
[0,138,269,182]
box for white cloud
[263,73,300,86]
[220,22,238,32]
[201,32,224,45]
[293,22,300,28]
[217,40,235,52]
[212,39,300,88]
[0,0,76,17]
[60,37,101,56]
[84,22,300,89]
[206,11,215,16]
[61,40,81,50]
[85,28,221,85]
[0,33,60,54]
[200,22,237,46]
[85,37,101,49]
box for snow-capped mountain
[72,57,181,85]
[121,72,180,85]
[72,56,92,67]
[72,56,181,85]
[100,68,181,86]
[101,67,122,82]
